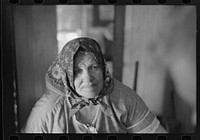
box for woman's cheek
[74,77,82,90]
[94,70,101,78]
[96,71,104,86]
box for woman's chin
[80,91,99,99]
[77,87,98,97]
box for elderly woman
[22,37,167,133]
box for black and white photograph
[2,5,196,136]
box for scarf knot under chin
[67,78,114,117]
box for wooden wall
[123,6,196,132]
[13,6,58,130]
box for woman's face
[74,52,104,98]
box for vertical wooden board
[113,6,125,82]
[13,6,58,129]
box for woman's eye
[92,65,99,70]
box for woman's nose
[83,70,93,82]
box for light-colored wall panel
[123,6,196,132]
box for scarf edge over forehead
[45,37,114,102]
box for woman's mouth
[83,82,96,88]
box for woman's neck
[77,104,100,126]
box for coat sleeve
[21,92,66,133]
[21,107,49,133]
[125,91,160,133]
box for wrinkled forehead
[74,51,98,68]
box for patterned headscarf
[45,37,113,116]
